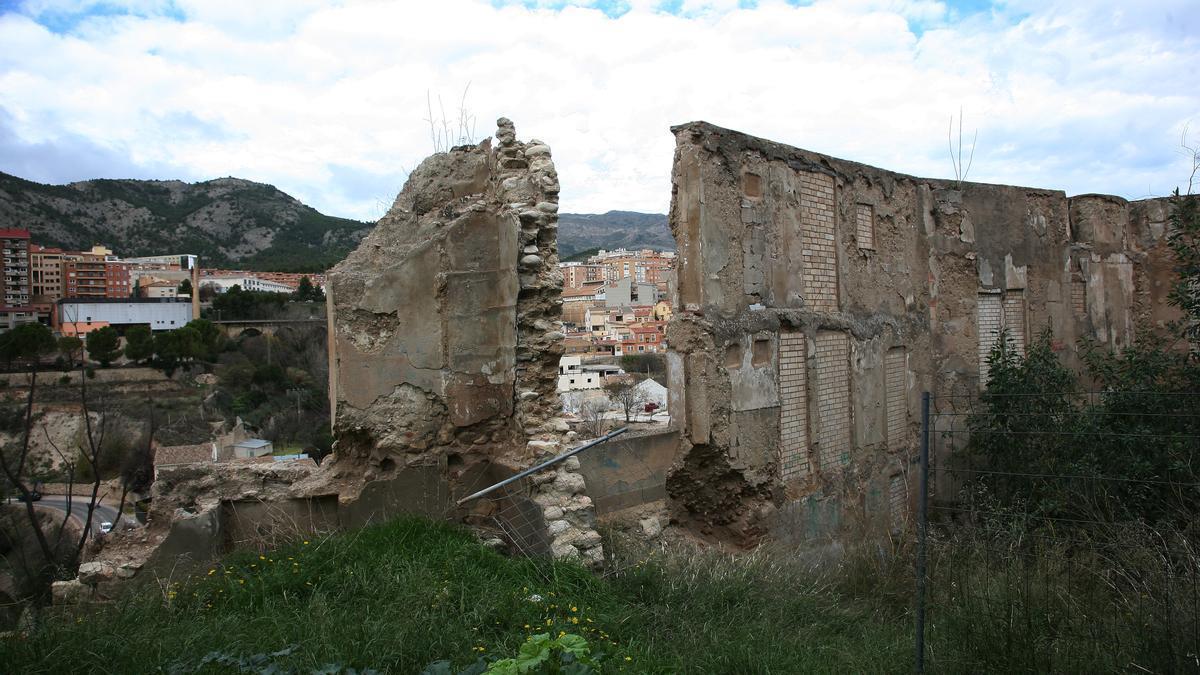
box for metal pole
[456,427,629,506]
[916,391,931,673]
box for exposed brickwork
[977,293,1003,386]
[800,172,838,312]
[1004,295,1027,357]
[814,331,850,471]
[778,331,808,481]
[1071,278,1087,316]
[978,293,1027,385]
[889,473,907,528]
[855,203,875,250]
[664,120,1176,548]
[885,348,906,449]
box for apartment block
[63,253,131,299]
[0,229,32,309]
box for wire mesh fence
[454,429,628,575]
[918,390,1200,673]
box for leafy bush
[967,329,1200,525]
[424,632,603,675]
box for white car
[99,521,113,534]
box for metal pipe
[455,427,629,506]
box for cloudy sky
[0,0,1197,221]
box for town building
[0,229,44,329]
[62,246,131,299]
[0,229,32,309]
[152,443,216,479]
[602,277,658,307]
[230,438,274,459]
[55,297,192,332]
[139,279,181,299]
[587,248,676,285]
[122,254,198,270]
[623,323,666,353]
[251,271,326,290]
[635,378,668,409]
[30,245,64,303]
[130,268,192,295]
[559,262,608,289]
[200,274,294,294]
[561,285,601,328]
[557,356,601,392]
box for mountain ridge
[0,171,673,271]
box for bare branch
[947,107,979,188]
[1181,122,1198,196]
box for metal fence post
[916,391,931,673]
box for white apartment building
[557,356,601,392]
[201,276,294,294]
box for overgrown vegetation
[209,324,332,456]
[0,517,910,673]
[964,329,1200,524]
[937,191,1200,671]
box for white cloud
[0,0,1197,222]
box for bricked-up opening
[885,347,906,449]
[742,172,763,199]
[1004,295,1027,357]
[751,338,771,367]
[1071,277,1087,316]
[815,331,851,471]
[778,331,809,481]
[978,291,1028,386]
[977,292,1003,386]
[889,473,907,529]
[855,203,876,251]
[724,343,743,368]
[800,171,838,312]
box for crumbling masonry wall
[324,119,602,564]
[664,121,1177,546]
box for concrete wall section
[325,119,604,566]
[576,429,679,514]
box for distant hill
[0,171,672,271]
[0,171,372,272]
[557,211,673,258]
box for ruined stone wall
[664,121,1176,546]
[324,119,602,564]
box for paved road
[6,496,122,535]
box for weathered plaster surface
[325,119,602,565]
[663,121,1176,546]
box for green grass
[0,517,910,674]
